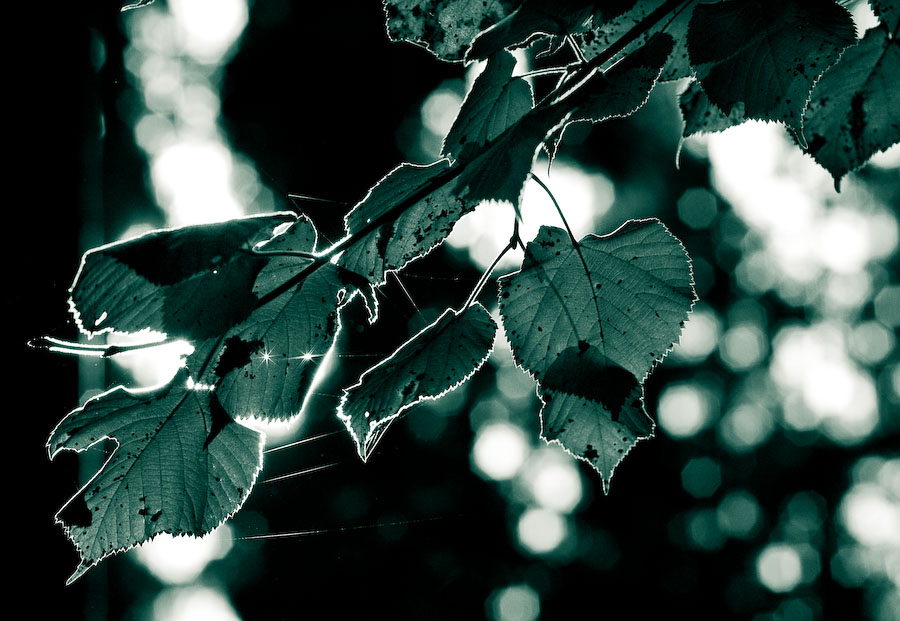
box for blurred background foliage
[18,1,899,619]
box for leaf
[579,0,695,82]
[251,216,318,298]
[679,80,748,138]
[337,160,469,285]
[803,26,900,190]
[548,32,674,161]
[69,213,295,340]
[686,0,856,142]
[339,303,496,461]
[872,0,900,32]
[466,0,597,61]
[383,0,520,62]
[338,108,562,284]
[442,50,534,161]
[201,264,345,421]
[498,219,695,490]
[48,369,263,583]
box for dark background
[16,1,898,620]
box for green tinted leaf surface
[202,265,345,421]
[466,0,597,60]
[804,26,900,189]
[384,0,520,61]
[48,370,263,583]
[679,80,748,138]
[339,303,496,461]
[498,220,695,489]
[443,50,534,160]
[687,0,856,139]
[70,214,294,340]
[580,0,694,81]
[872,0,900,32]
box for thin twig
[29,335,184,358]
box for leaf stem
[462,218,520,310]
[29,335,184,358]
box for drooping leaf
[872,0,900,32]
[579,0,695,82]
[383,0,521,61]
[69,213,295,340]
[679,80,748,138]
[48,369,263,583]
[803,26,900,189]
[498,220,695,490]
[339,303,496,461]
[548,32,674,161]
[466,0,597,61]
[442,50,534,161]
[686,0,856,142]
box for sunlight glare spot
[168,0,248,64]
[151,585,241,621]
[657,383,712,439]
[134,525,233,584]
[817,208,871,273]
[109,334,194,387]
[516,507,567,555]
[874,286,900,328]
[472,422,529,481]
[849,321,896,365]
[756,544,803,593]
[152,140,244,226]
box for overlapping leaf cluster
[43,0,896,580]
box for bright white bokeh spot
[472,422,530,481]
[720,323,767,370]
[152,585,241,621]
[839,484,900,548]
[516,507,567,555]
[152,140,244,226]
[657,383,712,439]
[849,321,896,365]
[108,333,194,387]
[717,489,762,539]
[816,208,872,274]
[446,160,613,270]
[670,306,721,364]
[489,584,541,621]
[520,448,583,513]
[134,525,233,584]
[169,0,248,64]
[421,86,464,138]
[756,543,804,593]
[770,323,879,443]
[718,402,775,452]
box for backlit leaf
[679,80,748,138]
[69,213,295,340]
[339,303,496,461]
[687,0,856,142]
[442,50,534,161]
[803,26,900,189]
[498,219,695,490]
[48,369,263,583]
[384,0,520,61]
[579,0,694,82]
